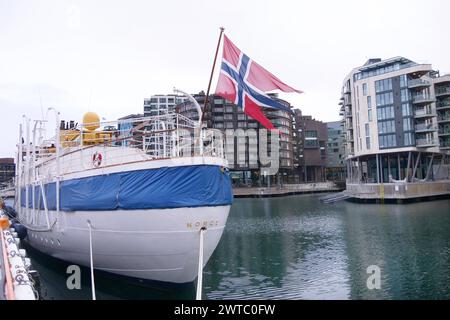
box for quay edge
[345,180,450,203]
[233,181,345,198]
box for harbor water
[7,194,450,300]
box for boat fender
[19,249,27,258]
[11,223,28,240]
[0,217,9,229]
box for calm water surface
[9,195,450,300]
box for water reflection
[13,195,450,299]
[204,195,352,299]
[26,244,195,300]
[204,195,450,300]
[340,200,450,299]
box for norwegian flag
[215,35,302,130]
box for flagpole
[202,27,225,122]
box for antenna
[38,86,44,119]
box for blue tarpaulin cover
[21,165,233,211]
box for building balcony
[414,109,436,118]
[412,94,435,105]
[436,86,450,97]
[408,78,431,89]
[439,139,450,150]
[415,138,439,147]
[438,127,450,136]
[438,114,450,123]
[437,101,450,111]
[414,123,437,132]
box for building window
[159,97,166,103]
[368,109,372,122]
[379,134,397,148]
[365,123,370,136]
[375,78,393,93]
[377,120,395,134]
[401,89,411,102]
[404,132,414,146]
[377,106,395,120]
[367,96,372,109]
[305,140,318,148]
[400,75,408,88]
[376,92,393,106]
[403,118,412,131]
[366,137,371,149]
[402,103,412,116]
[362,83,368,96]
[305,130,318,138]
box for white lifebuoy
[92,152,102,167]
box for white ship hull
[16,112,233,284]
[25,205,230,283]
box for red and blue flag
[215,35,302,130]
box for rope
[86,220,96,300]
[196,227,206,300]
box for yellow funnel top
[83,112,100,131]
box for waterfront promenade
[233,182,343,198]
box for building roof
[326,121,341,130]
[0,158,14,164]
[358,56,415,71]
[118,113,144,120]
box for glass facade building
[339,56,449,186]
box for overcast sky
[1,0,449,157]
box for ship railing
[29,113,224,175]
[16,111,225,221]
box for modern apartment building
[339,57,450,200]
[435,75,450,149]
[143,94,188,117]
[0,158,15,187]
[117,113,144,147]
[175,93,296,186]
[326,121,346,181]
[293,111,328,182]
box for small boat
[14,91,233,283]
